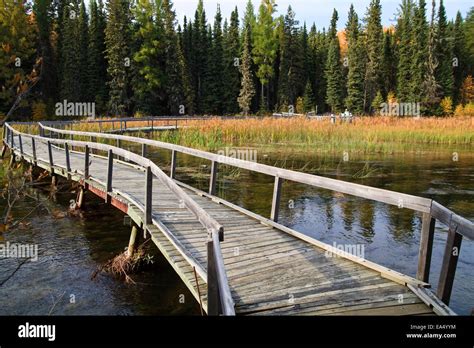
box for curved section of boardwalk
[4,122,463,316]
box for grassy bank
[150,116,474,154]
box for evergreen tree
[345,4,365,115]
[423,0,441,114]
[364,0,384,112]
[163,0,185,115]
[223,7,241,114]
[132,0,164,114]
[105,0,132,116]
[60,1,81,102]
[78,1,89,101]
[452,11,465,104]
[410,0,429,103]
[435,0,454,99]
[205,5,225,114]
[88,0,108,112]
[277,6,304,108]
[381,29,396,97]
[253,0,278,112]
[396,0,414,102]
[33,0,57,108]
[238,23,256,115]
[325,9,343,113]
[177,24,195,115]
[303,80,316,112]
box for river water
[0,144,472,315]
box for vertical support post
[10,129,14,148]
[47,141,54,173]
[18,135,23,157]
[417,213,436,282]
[151,119,154,131]
[141,143,147,158]
[207,234,220,316]
[127,225,140,258]
[170,150,177,179]
[65,143,71,179]
[31,138,37,164]
[209,161,218,195]
[84,145,90,189]
[106,149,113,203]
[144,166,153,229]
[124,121,127,130]
[120,121,123,132]
[116,139,121,161]
[270,176,283,222]
[437,227,463,305]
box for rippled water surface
[0,144,472,315]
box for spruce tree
[435,0,454,99]
[223,7,241,115]
[325,9,343,113]
[33,0,57,108]
[163,0,185,115]
[88,0,108,113]
[345,5,365,115]
[303,81,316,112]
[105,0,132,116]
[452,11,465,104]
[60,1,81,102]
[238,23,256,115]
[277,6,304,108]
[78,0,89,101]
[363,0,384,112]
[253,0,278,112]
[205,5,225,114]
[410,0,429,104]
[396,0,414,103]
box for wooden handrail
[39,122,433,213]
[5,123,235,316]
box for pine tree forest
[2,0,474,119]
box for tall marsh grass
[153,116,474,154]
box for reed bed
[152,116,474,153]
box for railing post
[65,143,71,180]
[437,225,463,305]
[18,134,23,158]
[270,176,283,222]
[84,145,90,189]
[31,138,37,164]
[141,143,147,158]
[209,161,218,195]
[47,141,54,173]
[207,234,220,316]
[417,213,436,282]
[106,149,113,203]
[144,166,153,229]
[170,150,177,179]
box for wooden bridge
[2,120,473,316]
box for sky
[173,0,473,30]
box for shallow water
[0,144,472,315]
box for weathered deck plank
[7,134,440,316]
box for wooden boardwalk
[3,121,472,316]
